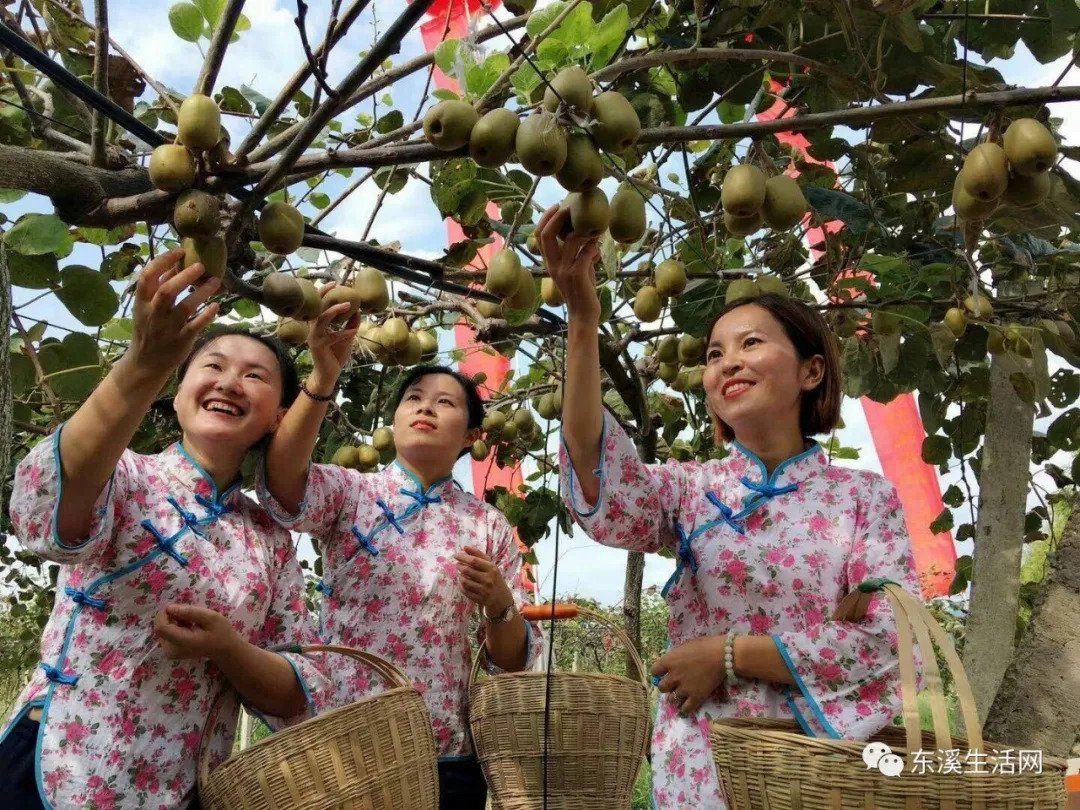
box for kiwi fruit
[173,190,220,238]
[685,367,705,389]
[725,278,760,304]
[469,108,520,168]
[678,334,704,364]
[873,310,900,335]
[295,278,323,321]
[516,113,567,176]
[504,265,537,311]
[609,187,647,244]
[177,94,221,151]
[321,285,362,320]
[358,325,392,363]
[417,330,438,359]
[1002,170,1050,208]
[1003,118,1057,176]
[543,66,593,115]
[567,187,610,237]
[952,174,998,221]
[671,371,689,392]
[470,440,490,461]
[537,392,560,420]
[356,445,381,469]
[526,233,539,253]
[657,336,679,363]
[961,143,1009,202]
[658,362,679,384]
[986,328,1006,355]
[761,175,807,230]
[382,317,410,351]
[259,202,305,255]
[500,421,519,442]
[182,235,227,280]
[276,318,309,346]
[633,286,662,322]
[722,164,767,217]
[944,307,967,338]
[725,210,763,237]
[149,144,196,192]
[372,427,394,452]
[423,100,479,151]
[755,274,788,298]
[654,259,687,297]
[486,249,523,297]
[482,410,506,433]
[332,446,360,468]
[964,294,994,320]
[396,332,423,366]
[556,133,604,193]
[513,409,535,432]
[588,91,641,154]
[541,277,565,307]
[262,272,305,317]
[476,300,503,319]
[353,267,390,313]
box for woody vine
[1,0,1079,754]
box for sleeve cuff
[771,634,842,739]
[559,414,608,519]
[50,424,118,553]
[256,452,311,529]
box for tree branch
[294,0,337,103]
[11,312,62,427]
[195,0,246,97]
[89,0,109,168]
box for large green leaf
[467,52,510,98]
[169,3,204,42]
[802,187,872,235]
[10,353,36,397]
[7,252,59,289]
[3,215,72,256]
[0,188,26,203]
[193,0,225,26]
[55,266,120,326]
[590,4,630,70]
[671,280,723,337]
[38,332,103,401]
[526,2,568,37]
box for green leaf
[432,88,460,101]
[54,265,120,326]
[79,225,135,246]
[511,64,544,103]
[430,158,477,215]
[100,245,142,280]
[671,280,723,337]
[878,331,901,374]
[598,285,613,324]
[10,353,36,397]
[240,84,272,116]
[887,11,923,53]
[235,13,251,32]
[216,86,252,115]
[942,485,965,509]
[930,508,954,535]
[590,4,630,70]
[921,434,951,465]
[309,192,331,210]
[38,332,103,401]
[1009,371,1037,404]
[1050,369,1080,409]
[99,318,134,341]
[233,297,260,318]
[1047,408,1080,451]
[0,188,26,203]
[375,109,404,134]
[527,2,567,37]
[467,52,510,98]
[193,0,225,26]
[169,3,204,42]
[802,186,871,235]
[6,251,59,289]
[3,214,72,255]
[504,278,540,326]
[374,166,407,194]
[434,39,463,75]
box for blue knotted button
[315,580,334,597]
[41,663,78,685]
[376,499,405,534]
[674,520,698,574]
[64,586,107,611]
[706,491,745,535]
[351,526,380,557]
[401,488,442,507]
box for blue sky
[4,0,1078,604]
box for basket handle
[469,603,649,688]
[832,581,983,756]
[197,644,414,790]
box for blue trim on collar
[392,459,453,495]
[732,439,823,487]
[174,442,242,505]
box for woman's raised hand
[535,204,602,318]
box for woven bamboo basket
[710,579,1069,810]
[198,644,438,810]
[468,603,652,810]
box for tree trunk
[981,492,1080,756]
[1,246,11,487]
[961,354,1035,731]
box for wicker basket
[710,580,1069,810]
[468,603,652,810]
[198,644,438,810]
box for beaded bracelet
[300,380,335,402]
[724,633,738,683]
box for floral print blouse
[3,428,330,810]
[257,459,544,760]
[560,413,920,810]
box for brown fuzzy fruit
[423,100,479,151]
[258,202,305,255]
[182,235,227,280]
[173,190,220,238]
[178,94,222,151]
[262,272,305,318]
[149,144,196,192]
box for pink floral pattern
[257,459,544,758]
[560,413,921,810]
[4,429,330,810]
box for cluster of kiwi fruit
[149,94,307,281]
[268,266,392,347]
[473,402,550,461]
[953,118,1058,221]
[632,258,688,322]
[355,317,439,367]
[938,293,1075,359]
[331,427,395,471]
[721,164,808,236]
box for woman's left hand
[652,635,727,714]
[455,545,514,617]
[154,604,240,660]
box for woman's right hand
[126,248,220,374]
[536,204,602,318]
[306,286,361,390]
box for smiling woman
[0,250,330,810]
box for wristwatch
[484,601,517,624]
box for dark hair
[176,325,300,407]
[393,365,485,432]
[705,293,842,443]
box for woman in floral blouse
[536,205,921,810]
[258,302,543,810]
[1,249,330,810]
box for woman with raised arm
[258,301,544,810]
[0,250,330,810]
[536,205,921,810]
